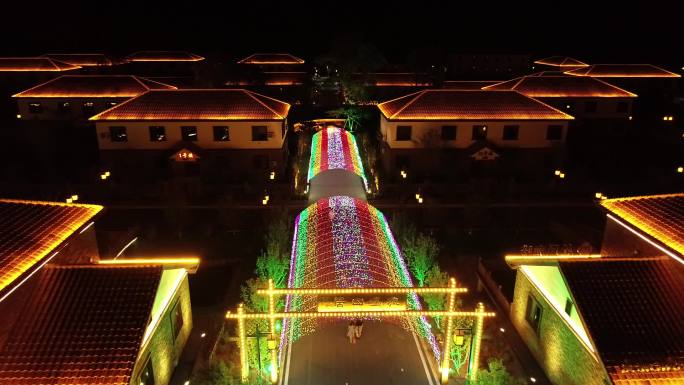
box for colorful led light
[307,127,368,190]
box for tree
[254,211,291,288]
[475,359,525,385]
[403,233,439,287]
[191,361,235,385]
[326,106,370,133]
[423,265,449,327]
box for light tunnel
[279,196,440,363]
[307,126,368,191]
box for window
[472,125,487,141]
[108,101,118,107]
[525,295,543,334]
[213,126,230,141]
[564,298,574,316]
[137,355,155,385]
[546,125,563,140]
[28,102,42,113]
[503,125,519,141]
[616,101,628,113]
[181,126,197,141]
[82,101,95,116]
[58,101,71,114]
[170,299,184,341]
[109,126,127,142]
[252,125,268,141]
[441,125,457,141]
[396,125,412,141]
[585,101,597,113]
[149,126,167,141]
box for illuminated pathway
[279,126,440,385]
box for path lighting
[678,166,683,173]
[66,198,73,204]
[200,332,206,338]
[71,195,78,201]
[554,170,561,176]
[400,170,407,179]
[559,173,565,179]
[16,114,21,119]
[269,171,275,180]
[415,193,421,200]
[418,197,424,204]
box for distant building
[230,53,308,104]
[121,51,205,78]
[41,53,113,67]
[533,56,589,71]
[564,64,682,121]
[484,75,636,119]
[446,53,532,78]
[506,193,684,385]
[0,57,81,119]
[377,89,573,179]
[442,80,501,90]
[90,89,291,182]
[13,75,176,121]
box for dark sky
[1,1,679,65]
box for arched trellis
[226,278,495,384]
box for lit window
[137,355,155,385]
[181,126,197,142]
[564,298,574,316]
[82,101,95,116]
[108,101,118,107]
[546,125,563,141]
[170,299,184,341]
[58,101,71,114]
[109,126,127,142]
[503,125,519,141]
[252,126,268,141]
[396,125,412,141]
[525,295,543,335]
[149,126,166,142]
[472,125,487,141]
[28,102,42,113]
[213,126,230,141]
[441,126,457,141]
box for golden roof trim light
[564,64,681,78]
[483,76,637,98]
[0,57,81,72]
[534,56,589,68]
[237,53,305,64]
[12,75,177,98]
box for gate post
[468,302,486,382]
[237,303,249,383]
[268,279,279,383]
[441,277,457,384]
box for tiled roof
[377,90,573,121]
[483,76,636,97]
[90,89,290,121]
[534,56,589,68]
[559,257,684,369]
[41,53,112,66]
[237,53,304,64]
[442,80,501,90]
[13,75,177,98]
[565,64,681,78]
[0,57,80,72]
[0,265,162,385]
[126,51,204,62]
[601,193,684,258]
[0,199,102,298]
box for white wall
[96,120,286,150]
[380,115,568,149]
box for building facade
[377,89,572,179]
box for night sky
[1,1,679,65]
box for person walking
[347,321,356,344]
[355,319,364,339]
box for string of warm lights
[227,309,496,319]
[258,287,468,295]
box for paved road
[281,321,439,385]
